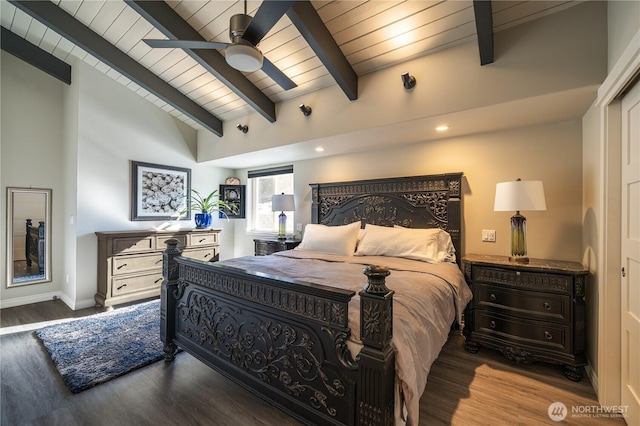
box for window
[248,166,294,234]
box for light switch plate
[482,229,496,242]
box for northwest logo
[548,402,568,422]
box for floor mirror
[6,187,52,287]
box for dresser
[462,254,588,381]
[254,238,300,255]
[95,229,221,308]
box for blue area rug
[35,299,168,393]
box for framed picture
[131,161,191,221]
[219,184,245,219]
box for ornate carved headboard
[310,173,464,263]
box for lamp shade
[272,193,295,212]
[494,180,546,212]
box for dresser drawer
[189,233,218,247]
[111,273,163,296]
[156,235,187,249]
[475,283,570,322]
[112,253,163,276]
[475,311,571,354]
[112,236,154,254]
[182,247,219,262]
[473,266,573,295]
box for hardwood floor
[0,300,626,426]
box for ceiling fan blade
[143,39,229,50]
[261,57,297,90]
[242,0,295,46]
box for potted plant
[179,189,236,228]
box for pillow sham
[395,225,457,263]
[295,222,361,256]
[356,224,455,263]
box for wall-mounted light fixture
[236,124,248,133]
[401,72,416,90]
[299,104,312,116]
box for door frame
[595,28,640,407]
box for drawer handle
[204,253,211,258]
[489,293,497,301]
[199,238,206,243]
[155,259,162,264]
[116,263,127,270]
[489,320,496,329]
[544,331,553,340]
[117,283,127,290]
[543,302,551,310]
[154,278,163,284]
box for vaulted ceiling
[2,0,581,138]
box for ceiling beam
[1,26,71,85]
[9,0,223,136]
[473,0,494,65]
[126,0,277,123]
[286,0,358,100]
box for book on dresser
[95,228,221,308]
[461,254,588,381]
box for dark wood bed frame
[161,173,463,425]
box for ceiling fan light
[226,44,263,72]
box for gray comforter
[219,250,473,425]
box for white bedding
[219,250,472,425]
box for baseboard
[0,292,95,311]
[73,297,98,310]
[584,360,599,397]
[0,291,62,309]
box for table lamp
[494,179,546,263]
[272,193,295,239]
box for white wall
[70,60,234,308]
[0,51,65,306]
[607,0,640,73]
[580,0,640,403]
[0,54,235,309]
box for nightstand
[462,254,588,381]
[254,238,300,256]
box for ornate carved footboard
[162,240,395,425]
[160,173,463,425]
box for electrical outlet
[296,223,303,232]
[482,229,496,242]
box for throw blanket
[219,250,472,425]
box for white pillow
[295,222,361,256]
[395,225,457,263]
[356,224,455,263]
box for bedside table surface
[462,254,588,275]
[254,238,299,243]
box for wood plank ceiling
[1,0,581,136]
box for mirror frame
[6,187,52,287]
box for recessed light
[315,147,324,152]
[436,125,450,132]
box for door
[621,79,640,426]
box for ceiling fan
[143,0,297,90]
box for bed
[161,173,471,425]
[25,219,45,273]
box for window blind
[247,165,293,178]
